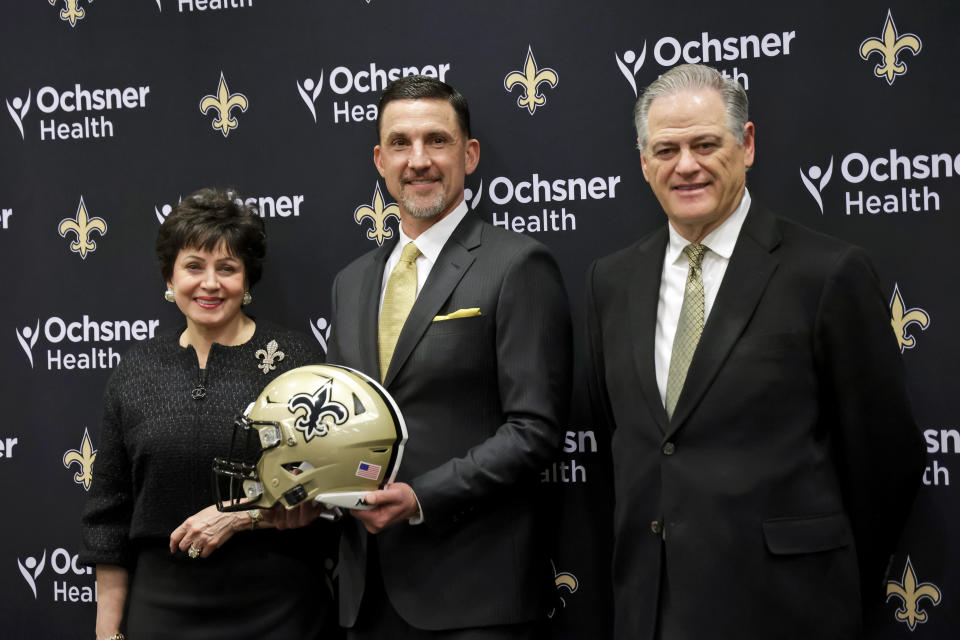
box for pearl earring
[164,288,175,303]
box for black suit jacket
[585,202,924,640]
[328,210,572,631]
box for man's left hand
[351,482,420,534]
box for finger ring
[188,544,201,559]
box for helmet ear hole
[353,393,366,415]
[282,462,306,475]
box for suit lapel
[382,212,481,387]
[667,203,781,434]
[629,228,670,434]
[358,239,395,378]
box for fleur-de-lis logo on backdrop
[890,284,930,353]
[200,71,249,137]
[255,339,285,373]
[63,428,97,491]
[355,183,400,246]
[289,378,348,441]
[859,10,921,85]
[547,561,579,618]
[58,196,107,259]
[886,556,941,630]
[50,0,89,27]
[504,46,558,115]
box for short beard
[399,190,448,219]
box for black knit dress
[80,321,339,639]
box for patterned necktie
[665,243,707,419]
[378,241,421,381]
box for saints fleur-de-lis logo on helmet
[63,428,97,491]
[50,0,88,27]
[288,378,348,441]
[200,71,249,137]
[504,46,558,115]
[889,284,929,353]
[886,556,941,630]
[355,182,400,246]
[859,10,922,85]
[58,196,107,259]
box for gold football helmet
[213,364,407,511]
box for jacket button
[650,520,662,535]
[662,442,676,455]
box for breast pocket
[762,512,853,555]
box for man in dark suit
[584,63,924,639]
[326,76,571,638]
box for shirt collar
[395,199,469,264]
[665,188,751,264]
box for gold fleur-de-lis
[859,10,922,85]
[50,0,86,27]
[58,197,107,259]
[63,428,97,491]
[555,571,578,594]
[504,46,559,115]
[890,284,929,353]
[255,339,285,373]
[200,72,249,137]
[886,556,941,630]
[354,183,400,246]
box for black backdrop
[1,1,957,637]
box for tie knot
[683,243,706,268]
[399,242,421,264]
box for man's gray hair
[634,64,749,150]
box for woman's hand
[169,505,249,558]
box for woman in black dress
[80,188,338,640]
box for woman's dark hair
[156,187,267,288]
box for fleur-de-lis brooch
[255,339,285,373]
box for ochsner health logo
[5,82,151,142]
[800,157,834,214]
[17,547,95,603]
[615,26,797,93]
[6,91,30,139]
[295,60,451,125]
[18,551,46,598]
[15,315,160,371]
[801,148,957,216]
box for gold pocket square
[433,308,482,322]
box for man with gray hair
[584,63,923,638]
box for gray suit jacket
[585,202,924,640]
[328,210,572,630]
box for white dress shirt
[654,189,752,405]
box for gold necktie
[665,243,707,419]
[378,242,421,381]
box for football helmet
[213,364,407,511]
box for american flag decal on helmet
[356,461,382,480]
